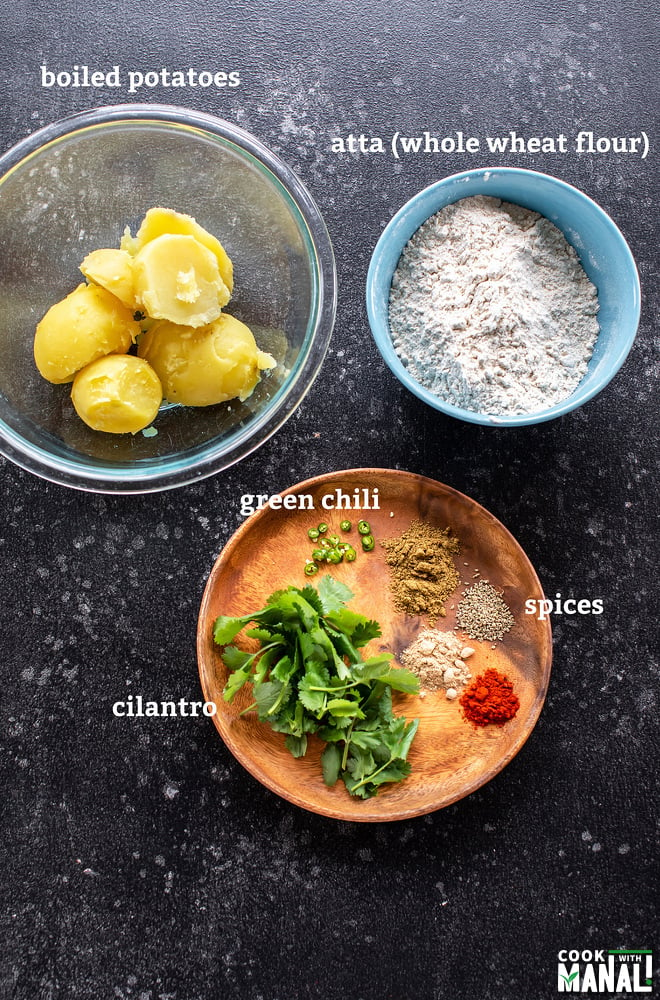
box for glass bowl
[366,167,640,426]
[0,104,336,491]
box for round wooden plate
[197,469,552,822]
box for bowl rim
[0,104,337,492]
[366,165,641,427]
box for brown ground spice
[381,520,460,619]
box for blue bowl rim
[0,104,337,492]
[366,166,641,427]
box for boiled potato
[34,283,139,384]
[133,234,230,328]
[138,313,276,407]
[80,248,137,310]
[71,354,162,434]
[124,206,234,293]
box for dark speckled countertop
[1,3,658,999]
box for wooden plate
[197,469,552,821]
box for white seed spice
[455,579,515,642]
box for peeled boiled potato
[80,248,137,310]
[124,206,234,293]
[133,234,230,327]
[138,313,276,407]
[34,207,278,437]
[71,354,163,434]
[34,283,139,384]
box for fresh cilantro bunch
[212,575,419,799]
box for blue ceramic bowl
[366,167,640,426]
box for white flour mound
[388,195,600,416]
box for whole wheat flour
[388,195,599,415]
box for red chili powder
[459,668,520,726]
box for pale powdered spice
[401,629,474,699]
[389,195,599,416]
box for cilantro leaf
[298,665,329,715]
[285,734,308,758]
[316,725,347,742]
[254,680,289,718]
[323,624,362,665]
[324,607,369,636]
[347,730,384,751]
[318,574,353,613]
[222,646,254,671]
[213,615,250,646]
[245,628,285,644]
[376,666,420,695]
[298,584,324,615]
[308,626,351,680]
[212,579,419,799]
[351,618,383,648]
[271,655,296,684]
[321,743,342,786]
[326,698,366,719]
[345,746,376,782]
[376,685,394,722]
[222,664,254,702]
[344,759,413,798]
